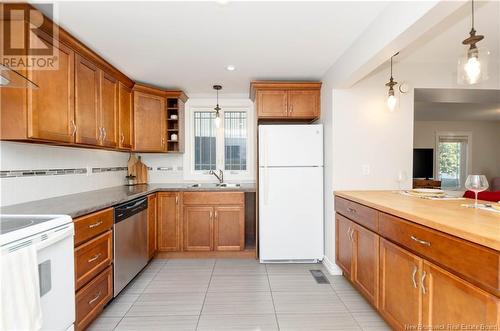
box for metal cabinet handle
[347,207,357,214]
[410,235,431,247]
[70,120,77,136]
[98,127,103,141]
[209,211,213,220]
[175,196,178,204]
[88,291,101,305]
[120,132,125,143]
[290,104,293,114]
[347,226,351,240]
[162,137,165,146]
[88,221,103,229]
[411,264,418,288]
[214,211,218,219]
[102,127,106,141]
[88,253,102,263]
[421,271,427,294]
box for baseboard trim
[322,255,342,275]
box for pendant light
[458,0,489,85]
[0,64,38,89]
[385,52,399,112]
[213,85,222,128]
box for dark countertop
[1,183,256,218]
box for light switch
[362,164,370,176]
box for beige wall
[414,120,500,181]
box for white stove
[1,215,75,331]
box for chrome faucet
[209,169,224,183]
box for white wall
[0,142,129,206]
[414,120,500,181]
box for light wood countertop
[335,191,500,251]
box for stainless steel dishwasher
[113,196,148,297]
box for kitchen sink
[186,183,241,188]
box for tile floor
[88,259,390,331]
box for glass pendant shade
[387,93,397,112]
[214,112,221,128]
[457,47,490,85]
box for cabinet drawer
[183,192,244,205]
[75,230,113,290]
[335,196,378,232]
[76,266,113,331]
[74,208,113,246]
[379,212,500,296]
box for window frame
[434,131,472,189]
[183,98,255,182]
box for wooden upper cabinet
[379,238,423,330]
[133,88,166,152]
[183,206,213,251]
[422,261,499,328]
[214,206,245,251]
[250,81,321,121]
[100,72,118,148]
[287,90,320,119]
[256,90,288,118]
[27,32,75,143]
[335,214,353,278]
[75,54,100,146]
[352,223,379,307]
[157,192,181,252]
[118,83,133,149]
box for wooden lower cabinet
[183,206,214,251]
[336,213,379,306]
[214,206,245,251]
[147,194,158,259]
[352,223,379,306]
[379,238,423,330]
[75,266,113,331]
[422,261,499,328]
[336,214,353,278]
[157,192,181,251]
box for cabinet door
[422,261,499,328]
[335,214,353,278]
[183,206,213,251]
[147,194,158,259]
[352,224,379,307]
[157,192,181,252]
[287,90,320,119]
[256,90,288,118]
[74,54,100,146]
[27,33,75,143]
[133,91,166,152]
[100,72,118,148]
[379,238,423,330]
[118,83,133,149]
[214,206,245,251]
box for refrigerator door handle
[263,129,270,205]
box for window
[224,111,247,171]
[435,132,471,189]
[188,104,252,180]
[194,112,216,171]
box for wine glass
[465,175,489,208]
[396,170,408,192]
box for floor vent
[310,270,330,284]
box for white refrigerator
[258,124,324,262]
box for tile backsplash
[0,142,186,207]
[0,142,131,206]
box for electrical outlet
[362,164,370,176]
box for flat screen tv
[413,148,434,179]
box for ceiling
[36,1,389,95]
[415,88,500,121]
